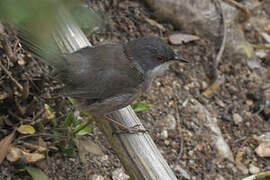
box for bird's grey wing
[58,45,144,102]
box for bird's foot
[104,117,148,135]
[114,124,149,135]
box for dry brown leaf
[75,137,103,156]
[7,146,23,162]
[235,151,248,174]
[23,151,45,163]
[0,130,15,164]
[75,137,103,164]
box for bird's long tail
[0,0,66,68]
[15,25,66,69]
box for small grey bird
[57,37,188,115]
[19,33,188,130]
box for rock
[160,129,168,138]
[112,168,129,180]
[233,113,243,125]
[247,59,262,70]
[169,33,199,45]
[215,174,226,180]
[174,165,191,179]
[100,155,109,163]
[255,142,270,157]
[201,81,208,89]
[255,50,267,59]
[92,175,104,180]
[249,164,260,174]
[163,114,176,130]
[254,132,270,143]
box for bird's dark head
[125,37,188,74]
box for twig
[224,0,251,15]
[0,60,23,91]
[212,0,228,81]
[175,107,184,161]
[14,133,55,143]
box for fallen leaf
[7,146,45,163]
[75,137,103,155]
[17,125,36,135]
[26,166,50,180]
[75,137,103,163]
[202,77,225,98]
[235,151,248,175]
[23,151,45,163]
[7,146,22,162]
[0,130,15,164]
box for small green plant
[57,109,93,156]
[63,112,92,136]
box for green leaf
[132,101,150,112]
[75,126,91,136]
[63,113,75,128]
[25,166,50,180]
[68,97,76,106]
[81,111,92,119]
[51,118,57,127]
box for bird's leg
[103,116,148,134]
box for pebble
[249,164,260,174]
[233,113,243,125]
[174,165,191,179]
[160,129,168,138]
[92,175,104,180]
[255,50,267,59]
[215,174,225,180]
[112,168,129,180]
[162,114,176,130]
[255,142,270,157]
[201,81,208,89]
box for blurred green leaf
[63,113,75,128]
[26,166,50,180]
[68,97,76,106]
[75,126,91,136]
[81,111,92,119]
[51,118,57,127]
[132,101,150,112]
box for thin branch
[224,0,251,15]
[0,60,23,91]
[212,0,228,81]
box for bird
[18,31,188,131]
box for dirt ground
[0,0,270,180]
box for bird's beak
[173,55,189,63]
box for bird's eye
[155,56,163,61]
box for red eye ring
[155,56,163,61]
